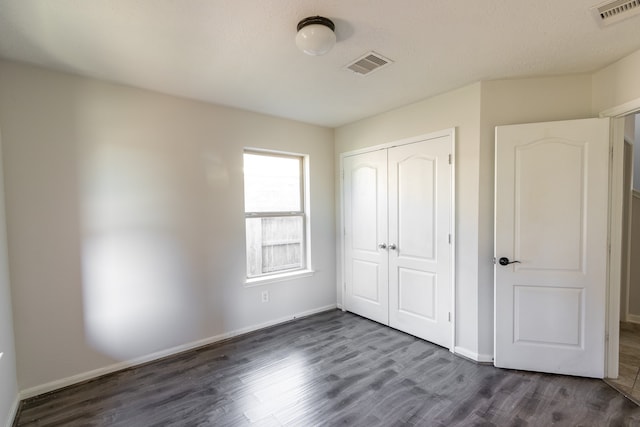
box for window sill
[245,269,315,287]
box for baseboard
[454,346,493,364]
[20,304,337,399]
[476,353,494,364]
[626,314,640,324]
[4,395,19,427]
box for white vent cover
[592,0,640,26]
[345,52,393,76]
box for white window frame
[244,149,313,286]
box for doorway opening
[609,112,640,401]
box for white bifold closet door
[343,149,389,325]
[343,135,452,348]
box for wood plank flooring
[607,322,640,403]
[14,310,640,426]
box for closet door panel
[343,150,389,324]
[388,137,452,348]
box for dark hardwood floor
[14,310,640,426]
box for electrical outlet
[261,290,269,303]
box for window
[243,150,308,279]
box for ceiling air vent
[345,52,393,76]
[592,0,640,26]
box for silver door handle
[378,243,387,249]
[388,244,397,250]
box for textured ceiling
[1,1,640,127]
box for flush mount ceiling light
[295,16,336,56]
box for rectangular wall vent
[345,52,393,76]
[592,0,640,26]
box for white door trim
[600,97,640,379]
[607,118,624,380]
[338,128,456,351]
[622,141,634,324]
[599,98,640,119]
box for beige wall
[335,83,485,359]
[0,129,18,427]
[593,48,640,114]
[629,194,640,319]
[625,113,636,142]
[635,116,640,190]
[478,75,594,355]
[0,60,336,392]
[628,117,640,320]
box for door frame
[600,97,640,378]
[338,128,457,351]
[621,140,634,324]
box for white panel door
[494,118,610,378]
[388,138,452,348]
[344,150,389,325]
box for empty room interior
[4,1,640,425]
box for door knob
[498,257,520,266]
[388,244,397,250]
[378,243,387,249]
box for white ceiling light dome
[295,16,336,56]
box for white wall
[0,129,18,427]
[335,83,486,360]
[0,60,336,392]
